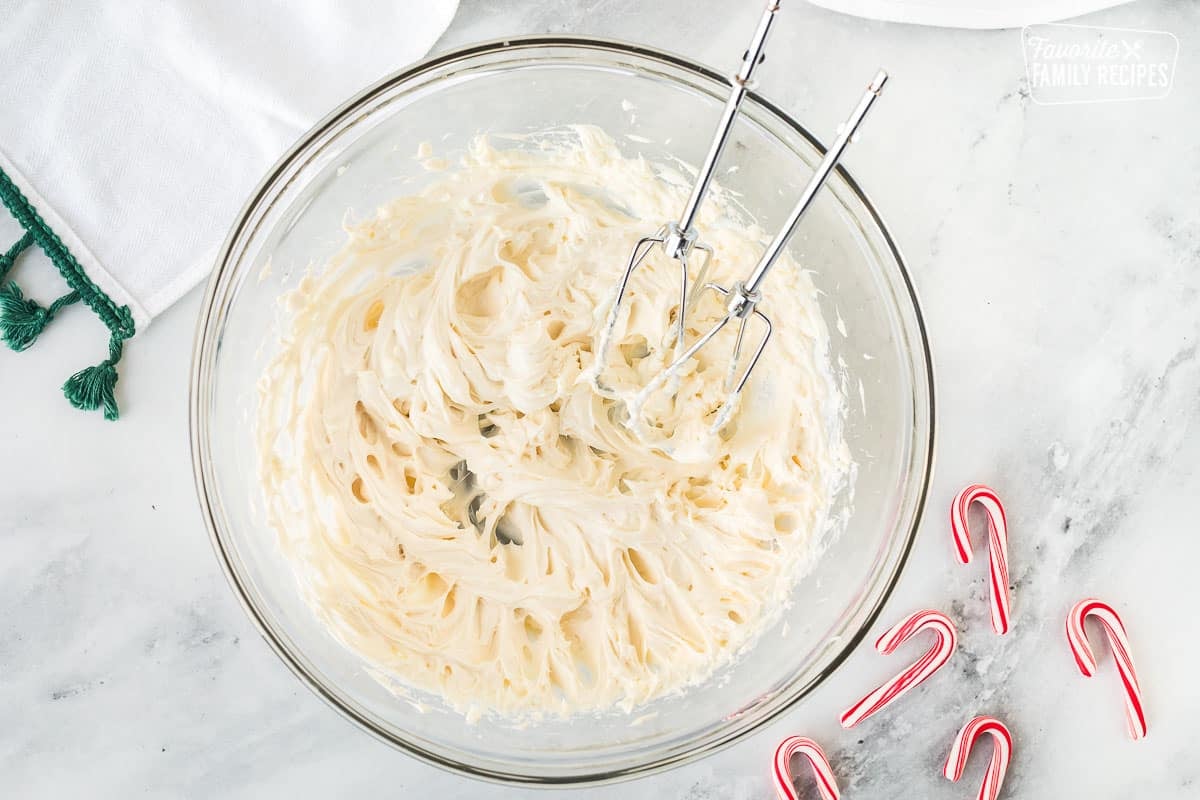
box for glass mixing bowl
[190,37,934,785]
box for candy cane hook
[840,609,958,728]
[1066,598,1148,739]
[773,736,840,800]
[950,484,1012,634]
[943,716,1013,800]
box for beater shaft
[671,1,781,248]
[743,69,888,294]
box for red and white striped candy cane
[1066,598,1148,740]
[773,736,839,800]
[950,484,1012,635]
[943,716,1013,800]
[839,609,957,728]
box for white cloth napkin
[808,0,1129,29]
[0,0,458,418]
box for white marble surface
[2,1,1198,796]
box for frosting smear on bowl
[257,127,848,718]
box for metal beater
[591,0,782,392]
[628,70,889,434]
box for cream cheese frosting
[256,127,848,718]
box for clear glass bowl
[190,37,934,785]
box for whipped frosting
[257,127,848,718]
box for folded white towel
[0,0,457,418]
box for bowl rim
[189,33,936,786]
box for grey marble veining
[2,0,1198,796]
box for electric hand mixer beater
[591,1,888,435]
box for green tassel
[0,283,44,350]
[0,168,138,422]
[0,283,80,351]
[63,334,124,421]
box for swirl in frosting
[257,127,848,718]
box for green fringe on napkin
[0,167,135,420]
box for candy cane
[773,736,840,800]
[950,484,1012,635]
[943,716,1013,800]
[840,609,957,728]
[1066,598,1148,739]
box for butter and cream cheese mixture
[256,127,849,718]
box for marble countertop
[2,0,1197,796]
